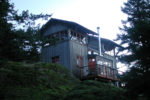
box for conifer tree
[117,0,150,99]
[0,0,51,61]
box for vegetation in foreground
[0,61,78,100]
[1,0,149,99]
[0,1,126,100]
[0,61,126,100]
[117,0,150,99]
[62,80,126,100]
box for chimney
[97,27,102,56]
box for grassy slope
[0,61,126,100]
[0,61,79,100]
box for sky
[11,0,128,72]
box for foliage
[120,67,149,100]
[63,80,126,100]
[0,61,79,100]
[0,0,53,62]
[117,0,150,99]
[0,0,20,61]
[0,61,127,100]
[0,0,128,100]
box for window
[88,58,96,69]
[60,30,68,40]
[70,30,87,45]
[52,56,60,64]
[77,56,83,67]
[88,58,96,74]
[100,65,104,75]
[88,50,92,55]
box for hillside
[0,61,126,100]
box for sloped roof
[41,18,122,48]
[89,36,123,50]
[41,18,97,35]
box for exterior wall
[43,24,68,36]
[41,23,89,78]
[88,36,105,53]
[41,40,89,78]
[41,40,71,70]
[88,36,99,51]
[69,41,88,77]
[41,23,118,80]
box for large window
[96,57,115,77]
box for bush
[62,80,126,100]
[0,61,127,100]
[0,61,78,100]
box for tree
[0,0,52,62]
[117,0,150,99]
[0,0,19,61]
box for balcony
[80,66,118,81]
[79,55,118,82]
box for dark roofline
[41,18,123,48]
[41,18,97,35]
[101,38,123,49]
[88,35,123,49]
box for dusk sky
[11,0,128,72]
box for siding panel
[41,41,71,70]
[69,41,88,77]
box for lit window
[92,59,95,62]
[93,52,98,55]
[88,50,91,55]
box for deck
[80,66,118,81]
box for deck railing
[79,65,118,81]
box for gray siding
[69,41,88,77]
[41,41,71,70]
[41,40,89,77]
[43,24,68,36]
[88,37,99,50]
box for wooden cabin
[41,18,121,85]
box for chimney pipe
[97,27,102,56]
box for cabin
[41,18,121,85]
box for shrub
[62,80,126,100]
[0,61,78,100]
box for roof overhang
[41,18,123,49]
[41,18,97,36]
